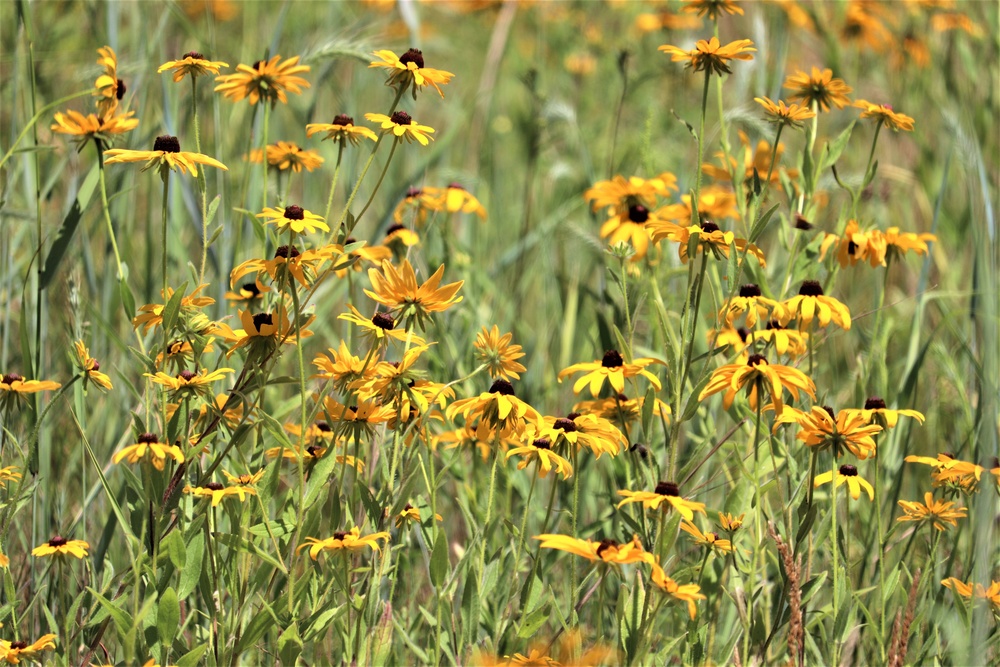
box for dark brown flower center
[628,205,649,223]
[205,482,225,491]
[654,481,680,496]
[2,373,24,384]
[9,641,27,650]
[822,405,836,419]
[737,327,750,342]
[630,443,649,459]
[489,379,515,396]
[746,354,767,367]
[596,539,618,556]
[333,531,348,540]
[448,182,466,190]
[799,280,824,297]
[406,187,423,198]
[153,135,181,153]
[566,412,581,421]
[184,51,205,60]
[315,421,332,432]
[242,282,261,296]
[372,312,395,330]
[533,438,551,450]
[864,396,886,410]
[399,48,425,68]
[91,360,101,371]
[700,220,720,233]
[333,114,353,126]
[766,320,783,330]
[48,536,68,547]
[793,213,813,231]
[739,284,762,298]
[138,433,159,444]
[385,223,406,237]
[602,349,624,368]
[553,418,577,432]
[390,111,412,125]
[284,205,304,220]
[252,313,274,329]
[252,60,264,70]
[306,445,322,457]
[116,79,126,100]
[178,370,197,381]
[274,245,300,259]
[839,464,858,477]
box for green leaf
[162,530,186,570]
[88,587,134,637]
[176,645,208,667]
[205,194,221,226]
[119,277,136,320]
[430,530,449,588]
[157,587,179,647]
[160,281,188,335]
[178,531,204,600]
[820,121,855,173]
[40,162,100,289]
[277,622,304,665]
[461,568,481,647]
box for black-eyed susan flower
[703,132,798,188]
[749,321,809,357]
[777,280,852,330]
[253,141,325,173]
[585,173,678,217]
[699,354,815,414]
[73,341,112,391]
[94,46,123,118]
[51,109,139,148]
[383,224,420,257]
[146,367,233,399]
[533,413,626,460]
[814,464,874,501]
[574,393,672,431]
[724,284,780,328]
[365,259,463,330]
[681,521,733,554]
[312,341,380,394]
[322,397,395,441]
[112,433,185,471]
[783,67,852,112]
[0,634,57,663]
[558,349,662,397]
[446,379,542,442]
[306,114,378,145]
[754,96,816,129]
[369,48,455,99]
[224,277,269,303]
[392,188,440,226]
[214,306,313,357]
[132,284,216,334]
[185,470,262,507]
[658,37,756,76]
[882,227,936,262]
[426,183,488,220]
[653,220,766,266]
[230,244,336,290]
[338,305,426,348]
[364,111,435,146]
[475,325,526,380]
[650,564,706,619]
[941,579,1000,613]
[710,326,751,358]
[683,0,743,20]
[903,453,984,492]
[854,99,915,132]
[394,503,442,528]
[776,406,881,460]
[104,135,228,178]
[846,396,925,429]
[32,536,89,559]
[506,435,574,480]
[617,481,707,520]
[534,534,654,566]
[897,493,967,531]
[158,52,229,82]
[658,185,740,224]
[819,220,885,268]
[0,466,21,488]
[1,373,61,412]
[214,55,310,106]
[297,527,390,559]
[599,204,680,261]
[257,205,329,235]
[717,512,744,533]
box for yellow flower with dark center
[338,305,427,347]
[506,434,574,480]
[654,220,766,266]
[364,111,436,146]
[184,470,262,507]
[710,326,751,358]
[383,224,421,257]
[749,320,810,358]
[158,52,229,82]
[224,276,270,303]
[155,339,215,370]
[699,354,816,414]
[112,433,185,471]
[776,406,881,460]
[883,227,936,262]
[73,341,112,391]
[754,96,816,129]
[446,379,542,441]
[394,502,442,528]
[617,481,707,520]
[533,534,654,566]
[297,527,390,559]
[682,0,743,20]
[533,413,626,459]
[230,244,336,290]
[212,307,313,357]
[777,280,851,330]
[814,464,874,500]
[558,349,662,397]
[658,37,756,76]
[599,204,679,261]
[681,520,733,553]
[854,99,915,132]
[257,205,329,235]
[475,325,526,380]
[845,396,925,429]
[897,492,967,531]
[392,188,441,226]
[573,393,671,430]
[132,284,215,333]
[94,46,123,119]
[724,284,780,328]
[369,48,455,99]
[703,132,798,188]
[717,512,744,533]
[306,114,378,145]
[146,367,233,398]
[650,563,706,619]
[903,453,984,492]
[0,634,57,663]
[358,345,435,416]
[1,373,61,412]
[819,220,885,268]
[51,109,139,147]
[783,67,852,112]
[365,259,463,330]
[424,183,488,220]
[584,173,678,217]
[249,141,324,172]
[104,135,228,178]
[312,341,380,394]
[0,466,21,488]
[32,536,89,559]
[214,55,310,106]
[322,397,395,441]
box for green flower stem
[830,455,840,666]
[261,102,271,213]
[571,445,580,609]
[695,70,711,208]
[159,173,171,430]
[192,76,210,284]
[95,141,125,281]
[850,119,884,224]
[478,430,503,580]
[867,256,893,392]
[323,141,345,223]
[743,396,765,663]
[494,466,538,644]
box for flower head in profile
[903,453,985,493]
[699,354,816,414]
[883,227,936,262]
[845,396,925,429]
[94,46,124,118]
[897,492,967,531]
[682,0,743,20]
[306,114,378,146]
[214,306,313,357]
[854,99,915,132]
[0,634,57,663]
[214,55,310,106]
[754,97,816,129]
[558,349,662,397]
[146,367,233,400]
[446,379,542,441]
[941,578,1000,613]
[777,281,851,330]
[534,534,655,566]
[506,435,574,480]
[185,470,262,507]
[104,135,228,178]
[365,111,436,146]
[1,373,61,412]
[0,466,21,489]
[651,220,766,267]
[749,320,810,358]
[250,141,324,173]
[51,109,139,148]
[724,284,780,329]
[158,52,229,82]
[819,220,886,268]
[257,205,329,235]
[425,183,488,220]
[681,521,733,554]
[475,326,527,380]
[717,512,744,533]
[658,37,756,76]
[73,341,112,391]
[617,481,707,520]
[230,244,335,291]
[338,305,426,348]
[369,48,455,99]
[783,67,852,111]
[297,527,390,559]
[650,564,706,619]
[814,464,874,501]
[32,536,89,559]
[365,259,463,330]
[112,433,185,471]
[776,406,881,460]
[132,284,216,334]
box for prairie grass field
[0,0,998,665]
